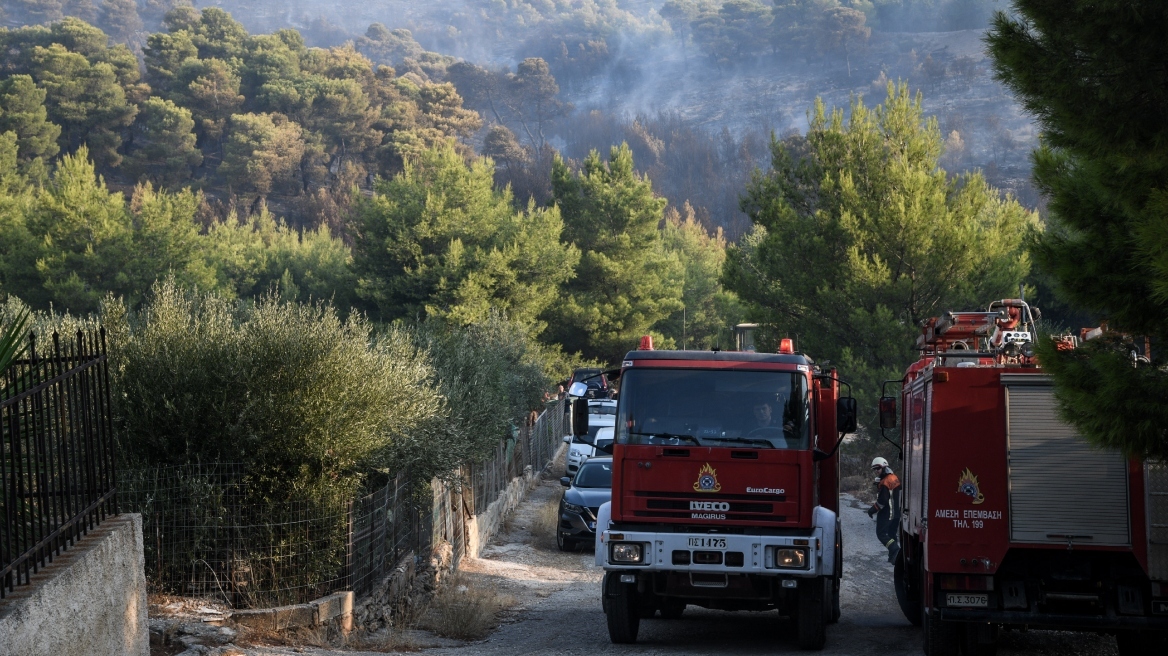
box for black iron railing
[1,329,117,598]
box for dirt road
[414,478,1118,656]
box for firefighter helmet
[871,457,889,470]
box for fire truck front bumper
[599,527,831,578]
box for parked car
[568,367,612,399]
[566,411,615,474]
[557,457,613,551]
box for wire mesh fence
[1,329,117,599]
[121,398,567,608]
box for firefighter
[867,456,902,563]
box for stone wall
[352,442,564,632]
[0,514,149,656]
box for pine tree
[545,143,684,363]
[349,143,578,330]
[724,83,1036,407]
[0,75,61,179]
[987,0,1168,459]
[123,97,203,187]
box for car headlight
[772,548,806,569]
[610,542,644,563]
[562,501,584,514]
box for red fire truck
[882,298,1168,655]
[580,338,856,649]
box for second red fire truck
[882,299,1168,655]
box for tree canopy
[544,143,685,363]
[724,83,1036,405]
[987,0,1168,460]
[350,143,578,331]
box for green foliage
[656,203,743,350]
[350,142,578,330]
[1034,335,1168,461]
[97,0,141,44]
[987,0,1168,457]
[201,206,357,307]
[113,279,445,494]
[0,75,61,179]
[545,143,684,364]
[219,112,305,196]
[0,305,30,380]
[0,146,353,313]
[406,314,552,471]
[724,83,1035,409]
[123,97,203,186]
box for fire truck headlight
[610,543,644,563]
[771,548,806,569]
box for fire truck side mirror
[879,397,898,430]
[836,397,858,434]
[572,398,589,436]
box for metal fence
[1,330,117,599]
[123,398,567,608]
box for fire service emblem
[957,467,985,505]
[694,463,722,493]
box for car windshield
[589,404,616,416]
[616,368,810,450]
[575,461,613,488]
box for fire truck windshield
[615,369,810,449]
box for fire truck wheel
[606,583,640,644]
[893,552,922,627]
[922,609,959,656]
[660,598,686,619]
[796,576,828,650]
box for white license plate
[946,593,988,608]
[687,537,726,549]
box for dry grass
[419,573,517,641]
[534,496,562,549]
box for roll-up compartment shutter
[1005,384,1130,546]
[1148,461,1168,580]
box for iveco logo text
[746,487,785,494]
[690,501,730,512]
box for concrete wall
[0,514,149,656]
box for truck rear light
[672,550,691,565]
[610,542,644,563]
[767,547,807,569]
[1153,582,1166,597]
[938,574,994,591]
[726,552,745,567]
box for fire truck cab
[587,343,855,649]
[883,299,1168,655]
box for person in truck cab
[750,401,797,442]
[867,457,901,563]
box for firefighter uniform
[868,465,901,563]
